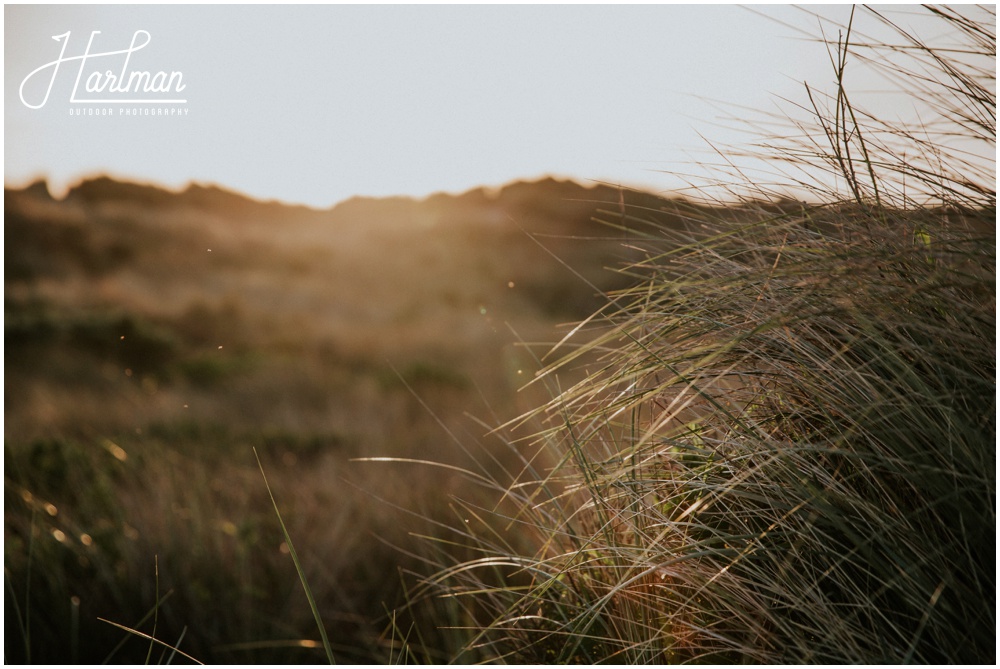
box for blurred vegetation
[4,170,688,663]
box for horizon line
[4,171,676,211]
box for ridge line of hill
[5,174,667,217]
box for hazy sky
[3,4,976,208]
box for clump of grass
[413,6,995,663]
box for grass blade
[253,447,336,664]
[97,618,203,665]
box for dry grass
[404,6,995,664]
[5,5,993,663]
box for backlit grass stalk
[254,447,336,664]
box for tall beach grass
[404,6,995,663]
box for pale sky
[4,4,985,208]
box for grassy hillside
[4,173,689,663]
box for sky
[4,4,987,208]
